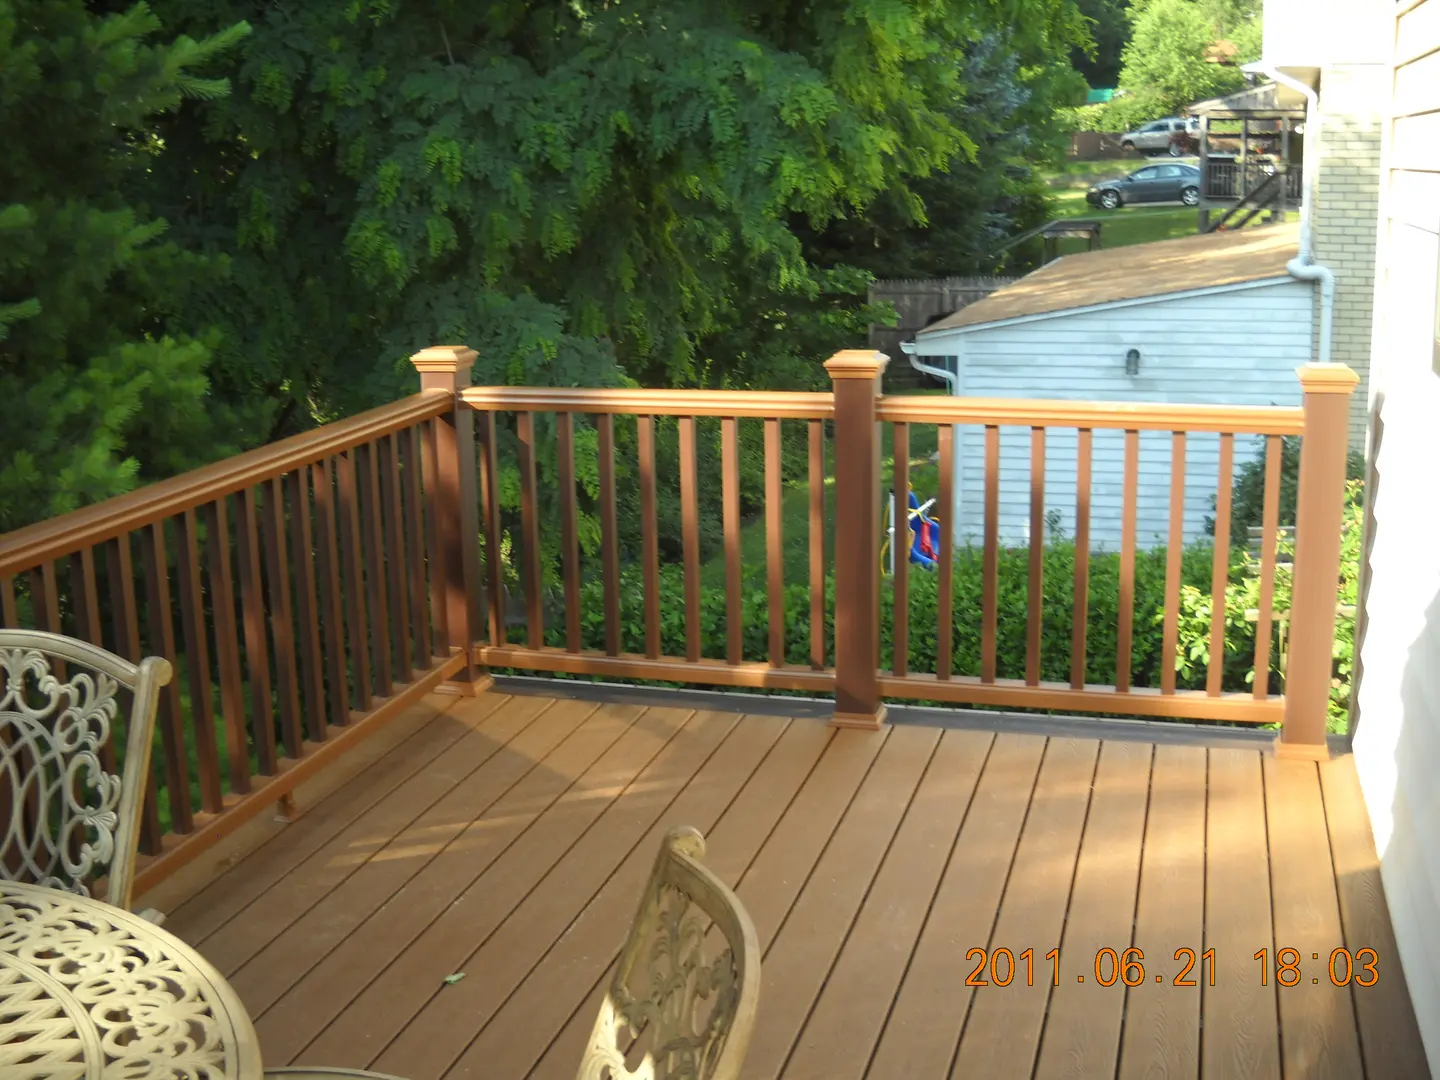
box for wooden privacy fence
[0,346,1357,890]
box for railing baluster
[937,424,954,681]
[72,549,103,648]
[204,497,251,793]
[105,533,160,849]
[722,418,742,665]
[173,511,223,812]
[516,411,544,651]
[597,413,621,657]
[1253,435,1283,699]
[1161,432,1188,694]
[765,419,784,668]
[141,522,192,833]
[0,577,16,627]
[1026,427,1045,686]
[1117,429,1139,693]
[638,416,661,660]
[476,411,504,648]
[420,420,450,652]
[35,561,61,635]
[262,476,303,759]
[892,422,910,678]
[981,425,999,683]
[679,418,701,663]
[360,442,392,695]
[381,436,413,677]
[29,564,64,679]
[556,413,582,654]
[808,420,826,671]
[287,469,327,741]
[312,459,351,728]
[73,549,112,771]
[1070,429,1093,689]
[1208,433,1235,696]
[400,426,432,665]
[335,450,372,709]
[236,487,276,776]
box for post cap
[824,350,890,380]
[1297,363,1359,395]
[411,345,478,373]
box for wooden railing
[0,388,473,892]
[0,346,1358,889]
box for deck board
[866,733,1048,1078]
[1117,743,1207,1079]
[1262,756,1365,1079]
[1203,747,1281,1080]
[780,729,993,1080]
[949,736,1101,1080]
[743,724,940,1080]
[1032,739,1152,1080]
[152,691,1432,1080]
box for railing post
[825,350,889,730]
[410,345,491,696]
[1280,362,1359,758]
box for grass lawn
[1045,180,1200,252]
[1040,162,1300,258]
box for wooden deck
[148,688,1430,1080]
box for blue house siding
[911,279,1315,551]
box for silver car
[1121,118,1188,156]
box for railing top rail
[0,391,453,576]
[459,386,837,420]
[877,394,1306,435]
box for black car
[1086,163,1201,210]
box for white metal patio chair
[575,825,761,1080]
[0,629,172,915]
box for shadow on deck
[137,685,1430,1080]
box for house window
[1125,348,1142,376]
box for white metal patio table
[0,880,262,1079]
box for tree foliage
[1070,0,1130,88]
[0,0,248,530]
[1106,0,1261,125]
[148,0,1087,434]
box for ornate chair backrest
[577,826,760,1080]
[0,629,172,910]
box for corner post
[825,350,889,730]
[411,345,491,696]
[1280,363,1359,758]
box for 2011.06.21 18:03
[962,947,1382,987]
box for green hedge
[528,540,1253,693]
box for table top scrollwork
[0,881,262,1080]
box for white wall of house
[910,279,1314,551]
[1351,0,1440,1071]
[1264,0,1392,68]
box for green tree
[148,0,1087,430]
[1071,0,1130,89]
[0,0,248,530]
[793,32,1087,280]
[1107,0,1260,125]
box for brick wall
[1312,63,1386,449]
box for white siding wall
[918,281,1314,550]
[1352,0,1440,1071]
